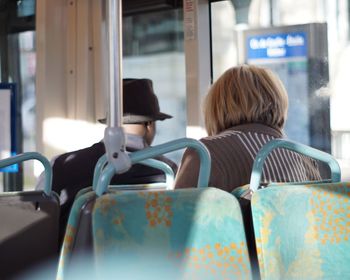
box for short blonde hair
[204,64,288,136]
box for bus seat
[58,138,252,279]
[92,188,252,279]
[56,157,175,277]
[57,139,208,277]
[244,139,347,279]
[57,139,210,279]
[0,153,59,279]
[56,153,176,247]
[252,182,350,279]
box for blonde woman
[175,65,321,191]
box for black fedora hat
[99,78,172,124]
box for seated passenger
[37,78,177,240]
[175,64,321,191]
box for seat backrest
[0,152,59,279]
[248,139,348,279]
[93,187,252,279]
[58,138,253,279]
[57,138,213,279]
[252,182,350,279]
[59,153,176,264]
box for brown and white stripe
[199,124,322,192]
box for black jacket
[50,140,177,242]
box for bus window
[0,0,36,191]
[123,8,186,163]
[210,0,350,180]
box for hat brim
[154,112,172,121]
[98,112,172,125]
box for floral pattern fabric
[56,191,96,280]
[252,182,350,280]
[92,187,252,279]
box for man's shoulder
[52,142,105,167]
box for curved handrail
[249,139,341,192]
[92,154,108,190]
[96,138,211,196]
[139,159,175,190]
[92,155,175,191]
[0,152,52,196]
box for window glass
[0,0,36,191]
[123,9,186,163]
[19,31,36,189]
[211,0,350,179]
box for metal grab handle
[92,155,175,191]
[93,155,108,191]
[249,139,341,192]
[139,159,175,190]
[96,138,211,196]
[0,152,52,195]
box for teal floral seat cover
[252,182,350,279]
[92,187,252,279]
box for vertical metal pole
[106,0,122,127]
[102,0,131,177]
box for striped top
[174,123,321,192]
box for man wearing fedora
[38,78,177,242]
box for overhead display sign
[247,32,307,60]
[0,83,18,172]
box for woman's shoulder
[227,123,283,137]
[200,123,282,142]
[198,129,245,154]
[200,129,242,142]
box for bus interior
[0,0,350,279]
